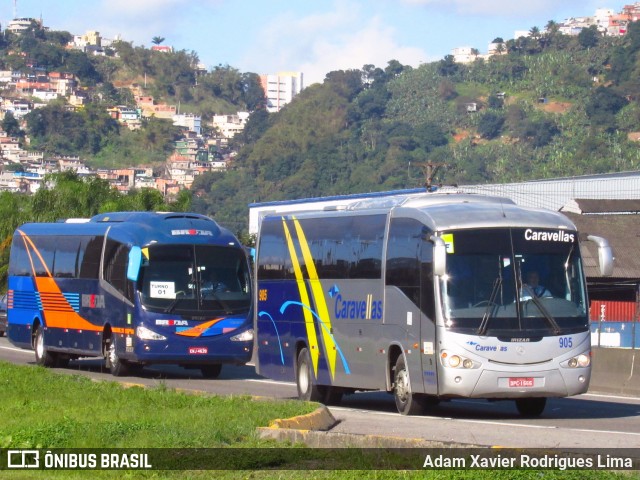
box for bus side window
[103,239,133,301]
[54,237,82,278]
[31,236,55,277]
[8,234,30,277]
[79,236,103,279]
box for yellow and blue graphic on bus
[258,216,351,380]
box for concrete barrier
[589,347,640,396]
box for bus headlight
[440,350,476,369]
[230,328,254,342]
[563,351,590,368]
[136,325,166,341]
[576,353,590,367]
[448,355,461,367]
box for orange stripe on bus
[175,317,224,337]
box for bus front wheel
[393,355,424,415]
[515,397,546,417]
[296,347,323,402]
[106,336,129,377]
[200,364,222,379]
[34,325,57,367]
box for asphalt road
[1,336,639,449]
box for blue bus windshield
[138,244,251,315]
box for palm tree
[529,26,541,40]
[152,36,165,46]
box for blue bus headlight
[230,328,253,342]
[136,325,167,341]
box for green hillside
[3,20,640,236]
[193,24,640,233]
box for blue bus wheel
[200,364,222,379]
[106,336,129,377]
[296,347,323,402]
[34,325,57,368]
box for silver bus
[253,192,613,416]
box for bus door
[385,217,436,395]
[419,232,437,395]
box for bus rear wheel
[106,336,129,377]
[515,397,546,417]
[393,355,424,415]
[296,347,324,402]
[200,364,222,379]
[34,325,57,367]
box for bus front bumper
[437,366,590,398]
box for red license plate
[509,377,534,387]
[188,347,208,355]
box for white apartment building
[173,113,201,135]
[6,18,40,34]
[212,112,249,138]
[259,72,303,113]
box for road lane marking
[329,405,640,438]
[0,345,32,354]
[247,379,295,386]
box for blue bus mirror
[127,246,142,281]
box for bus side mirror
[587,235,614,277]
[431,235,447,277]
[127,246,142,281]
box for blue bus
[7,212,253,377]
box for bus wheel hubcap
[299,365,309,393]
[397,370,410,402]
[36,333,43,357]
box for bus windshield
[138,244,251,315]
[440,228,587,337]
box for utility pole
[417,161,447,190]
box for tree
[2,112,22,138]
[578,26,599,49]
[152,36,165,45]
[478,112,505,139]
[438,55,460,77]
[585,86,628,130]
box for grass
[0,361,637,480]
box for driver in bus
[522,270,552,299]
[201,270,230,297]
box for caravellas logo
[7,450,40,469]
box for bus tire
[55,356,70,369]
[200,364,222,379]
[515,397,546,417]
[296,347,323,402]
[34,325,57,367]
[106,336,129,377]
[322,387,343,406]
[393,355,423,416]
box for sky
[0,0,627,86]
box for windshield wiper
[201,290,234,314]
[477,277,502,336]
[164,296,184,313]
[521,285,562,335]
